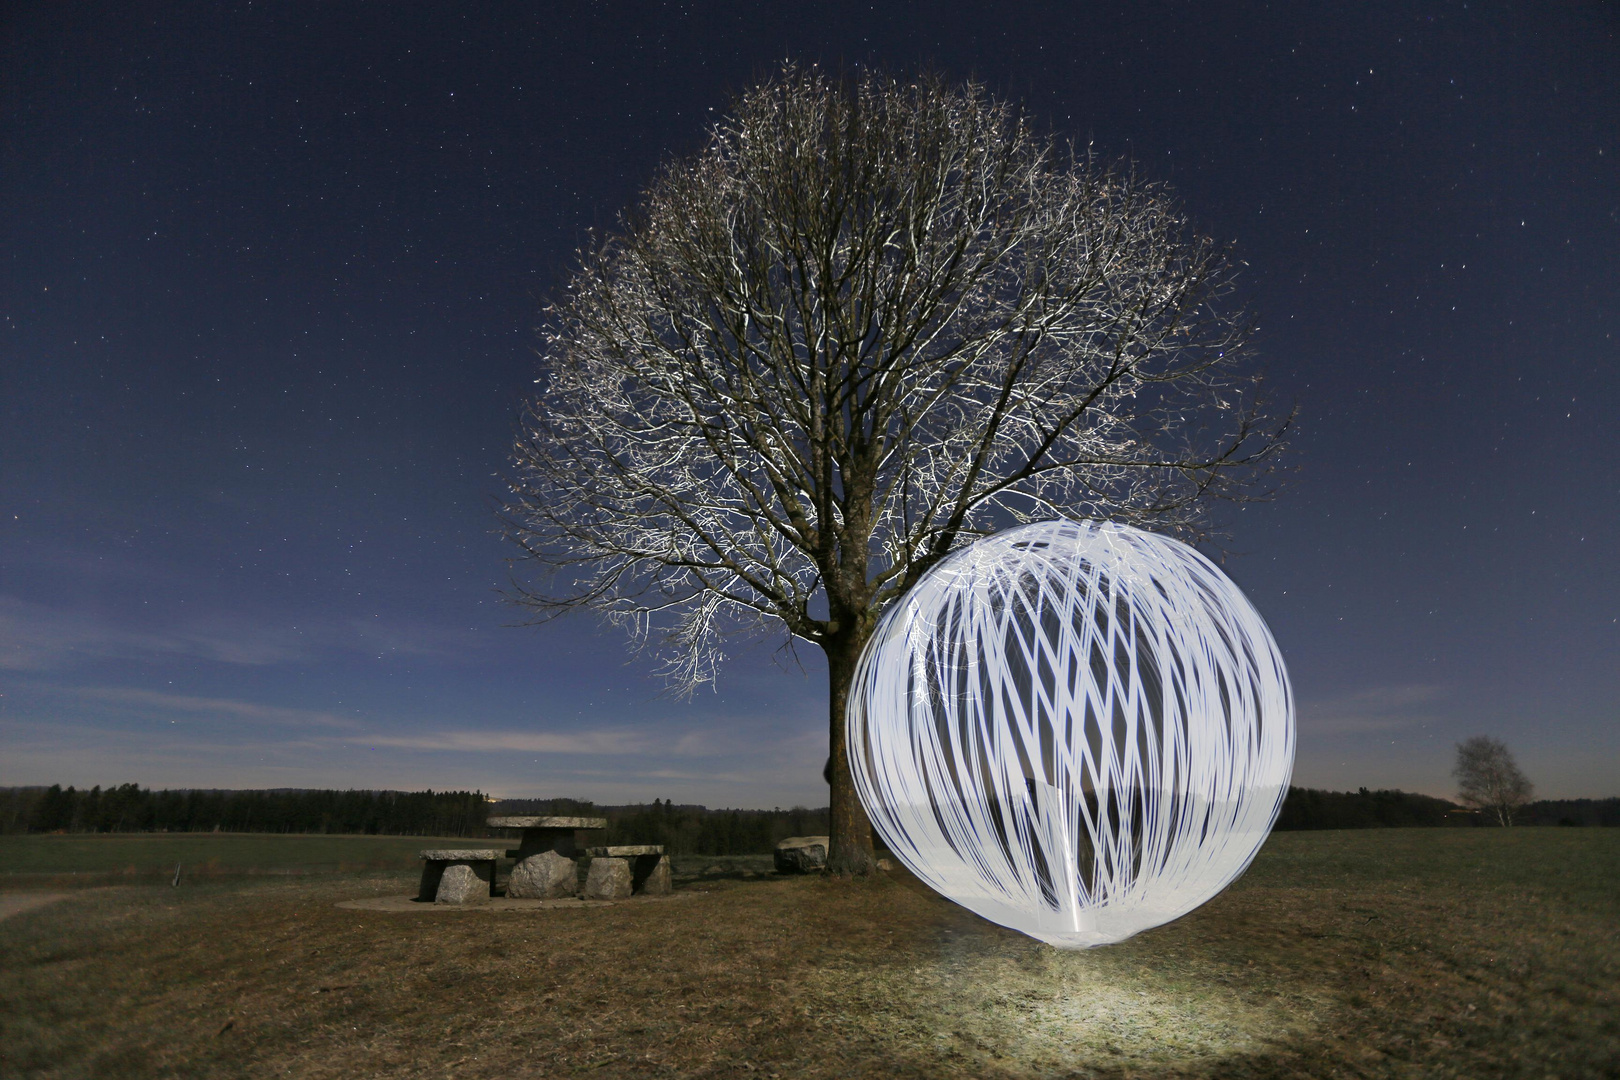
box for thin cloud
[1298,684,1445,735]
[638,767,759,784]
[0,595,304,670]
[0,594,483,674]
[350,730,651,755]
[664,713,825,759]
[66,686,361,729]
[346,718,819,761]
[670,729,728,757]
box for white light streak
[847,520,1294,948]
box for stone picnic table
[416,815,605,905]
[487,817,673,901]
[485,815,607,900]
[418,818,675,904]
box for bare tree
[504,65,1287,873]
[1453,735,1533,826]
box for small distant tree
[1452,736,1533,826]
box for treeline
[7,783,1610,843]
[1274,786,1620,830]
[490,797,829,856]
[0,786,832,855]
[0,785,491,837]
[1275,786,1458,830]
[1515,798,1620,828]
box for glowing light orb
[847,519,1294,947]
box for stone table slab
[489,817,607,860]
[486,816,608,830]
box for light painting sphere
[846,519,1294,948]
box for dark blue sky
[2,2,1614,805]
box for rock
[434,862,492,904]
[507,850,577,899]
[876,858,894,872]
[638,855,673,896]
[583,857,632,900]
[774,836,829,873]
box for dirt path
[0,892,74,923]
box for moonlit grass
[847,520,1294,948]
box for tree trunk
[824,628,877,875]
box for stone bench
[584,845,672,899]
[418,850,503,904]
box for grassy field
[0,833,487,880]
[1,828,1615,1078]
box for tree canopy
[505,65,1287,870]
[1453,735,1534,826]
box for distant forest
[1274,787,1620,830]
[0,784,493,838]
[0,785,829,854]
[491,797,831,856]
[1,784,1613,849]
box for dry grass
[0,833,483,883]
[1,829,1616,1078]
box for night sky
[3,2,1615,807]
